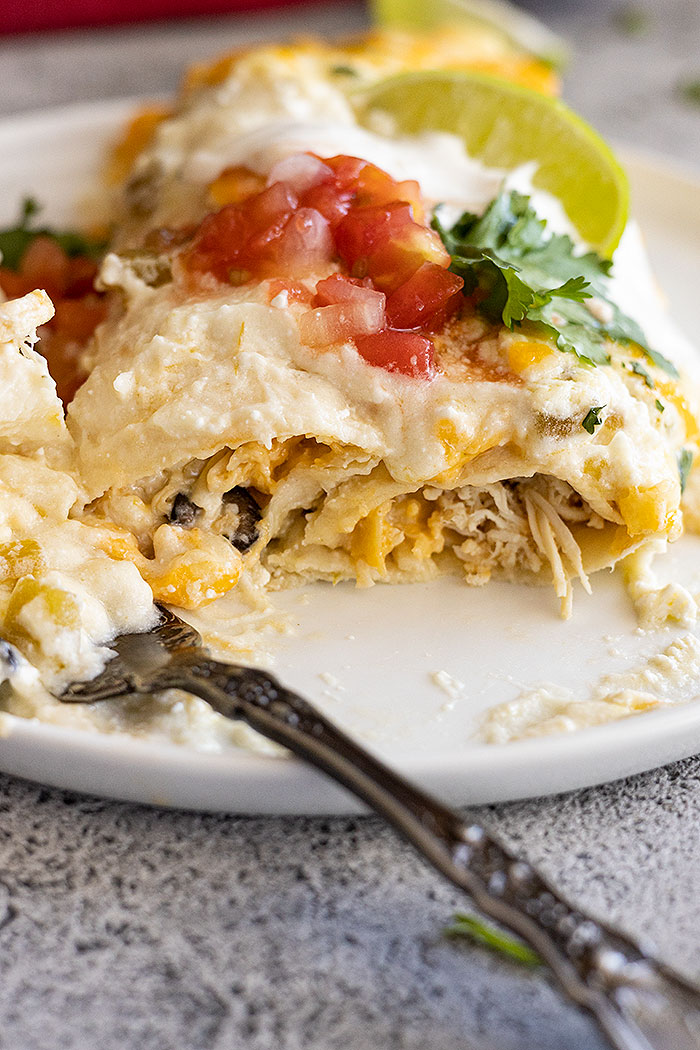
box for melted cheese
[69,256,687,533]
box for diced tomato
[334,202,450,294]
[300,179,354,228]
[246,182,298,231]
[245,215,294,266]
[390,181,424,224]
[65,254,100,297]
[41,295,108,402]
[386,263,464,330]
[354,329,435,380]
[0,237,106,404]
[53,295,106,342]
[334,203,414,276]
[353,161,400,204]
[355,164,423,220]
[184,186,334,283]
[39,333,88,404]
[0,267,27,298]
[185,205,248,282]
[299,158,362,227]
[268,279,313,305]
[322,154,369,187]
[364,223,451,294]
[19,235,71,300]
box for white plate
[2,101,700,814]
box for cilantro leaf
[549,275,592,303]
[0,196,106,271]
[582,406,606,434]
[679,449,694,493]
[433,191,678,377]
[628,360,654,388]
[445,912,542,968]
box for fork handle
[150,652,700,1050]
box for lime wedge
[370,0,568,69]
[359,71,629,257]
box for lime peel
[358,70,629,257]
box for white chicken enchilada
[0,25,699,744]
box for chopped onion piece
[315,274,386,309]
[247,181,298,228]
[267,154,333,195]
[298,299,386,347]
[275,208,333,276]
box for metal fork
[53,605,700,1050]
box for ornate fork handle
[101,645,699,1050]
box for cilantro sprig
[445,911,542,968]
[0,197,106,272]
[433,191,678,378]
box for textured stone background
[1,2,700,1047]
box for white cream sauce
[480,629,700,743]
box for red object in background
[1,0,319,35]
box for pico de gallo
[180,154,465,379]
[0,199,107,404]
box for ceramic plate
[1,101,700,813]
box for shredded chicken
[95,431,608,618]
[426,477,602,618]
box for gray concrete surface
[1,2,700,1047]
